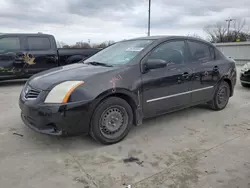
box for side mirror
[144,59,167,71]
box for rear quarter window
[187,40,214,63]
[27,37,51,50]
[214,48,225,60]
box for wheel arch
[223,78,233,97]
[219,76,233,97]
[91,89,140,127]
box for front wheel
[90,97,133,145]
[208,81,230,111]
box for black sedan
[19,36,237,144]
[240,62,250,87]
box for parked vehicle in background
[0,33,100,81]
[240,62,250,87]
[19,35,237,144]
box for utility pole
[148,0,151,36]
[225,19,235,41]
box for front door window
[0,37,21,53]
[148,40,187,65]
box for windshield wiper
[85,61,113,67]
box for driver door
[141,39,192,118]
[0,36,25,78]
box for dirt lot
[1,66,250,188]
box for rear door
[141,39,192,117]
[24,36,58,75]
[186,40,220,103]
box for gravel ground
[1,66,250,188]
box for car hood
[28,63,115,90]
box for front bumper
[240,71,250,84]
[19,95,93,136]
[21,112,62,135]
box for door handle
[13,52,26,64]
[182,72,190,79]
[213,66,219,71]
[15,52,25,61]
[15,52,25,56]
[47,56,57,61]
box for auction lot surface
[1,66,250,188]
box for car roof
[126,35,213,46]
[0,33,53,37]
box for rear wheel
[90,97,133,145]
[241,82,250,88]
[209,81,230,111]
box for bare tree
[204,22,228,42]
[56,41,68,48]
[186,33,203,39]
[72,41,91,48]
[232,19,250,41]
[62,45,71,48]
[204,19,250,43]
[233,19,246,34]
[56,40,116,49]
[92,40,115,49]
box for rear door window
[0,37,21,52]
[187,40,213,63]
[27,37,51,50]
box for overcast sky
[0,0,250,44]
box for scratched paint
[23,53,36,65]
[110,75,122,92]
[0,52,36,74]
[137,90,140,107]
[0,66,16,73]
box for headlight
[241,63,250,73]
[44,81,84,103]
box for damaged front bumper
[19,92,93,136]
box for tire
[241,82,250,88]
[208,81,230,111]
[90,97,133,145]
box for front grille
[24,86,41,100]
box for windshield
[84,39,154,65]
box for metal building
[214,42,250,65]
